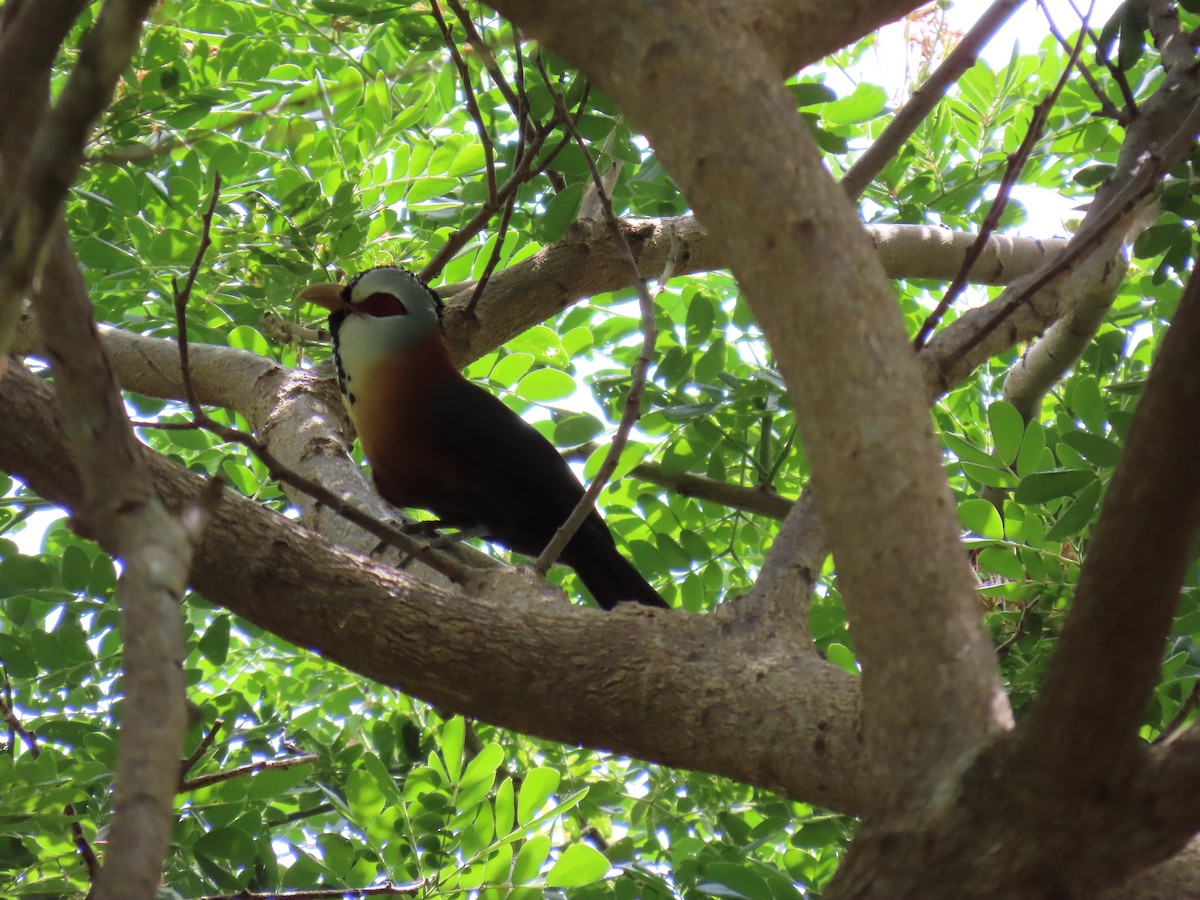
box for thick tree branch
[0,0,89,129]
[33,234,194,900]
[442,217,1068,367]
[0,361,868,814]
[1020,256,1200,788]
[923,57,1200,400]
[487,0,1009,812]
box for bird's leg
[422,523,489,549]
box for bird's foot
[410,523,488,549]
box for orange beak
[298,282,348,312]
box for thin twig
[194,880,425,900]
[996,595,1042,657]
[418,97,577,283]
[946,84,1200,369]
[180,717,225,778]
[1064,0,1139,111]
[841,0,1027,200]
[445,0,520,112]
[179,752,320,792]
[173,171,223,412]
[1035,0,1124,121]
[914,8,1091,349]
[430,0,497,200]
[533,55,667,573]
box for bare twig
[1035,0,1124,121]
[565,443,796,519]
[445,0,520,112]
[174,171,224,412]
[462,56,558,318]
[179,752,320,792]
[180,718,225,778]
[431,0,497,199]
[533,56,665,573]
[418,97,578,283]
[945,84,1200,369]
[913,8,1090,349]
[841,0,1027,200]
[194,881,424,900]
[1065,0,1139,111]
[995,596,1042,656]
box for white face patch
[333,268,443,409]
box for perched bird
[300,265,668,610]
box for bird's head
[299,265,443,345]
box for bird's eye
[357,292,408,317]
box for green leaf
[345,768,386,822]
[197,615,231,665]
[1015,420,1046,478]
[943,433,1000,467]
[554,412,604,446]
[977,547,1023,582]
[494,777,516,837]
[461,742,505,789]
[547,843,610,887]
[697,861,773,900]
[512,834,551,884]
[959,499,1003,541]
[0,556,53,597]
[1046,481,1103,540]
[1058,430,1122,469]
[825,643,858,675]
[988,400,1024,465]
[960,462,1018,489]
[822,83,887,124]
[787,80,837,108]
[1014,470,1097,504]
[491,352,535,387]
[517,767,561,825]
[1069,376,1107,433]
[515,368,576,403]
[538,183,585,244]
[441,716,465,783]
[60,545,91,593]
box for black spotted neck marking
[328,266,445,412]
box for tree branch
[1020,253,1200,784]
[0,0,89,129]
[33,231,194,900]
[0,360,868,814]
[0,0,158,354]
[841,0,1026,200]
[486,0,1008,812]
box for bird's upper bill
[297,282,348,312]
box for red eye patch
[358,292,409,317]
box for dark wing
[430,379,667,609]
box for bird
[299,265,669,611]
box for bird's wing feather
[429,378,615,554]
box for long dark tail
[564,530,669,610]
